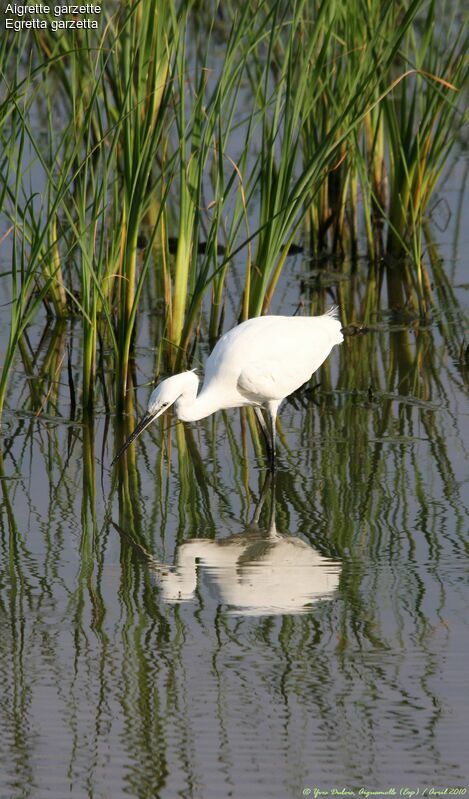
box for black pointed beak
[111,412,155,467]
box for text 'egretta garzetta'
[112,308,343,469]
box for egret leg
[254,406,273,463]
[267,401,280,472]
[269,409,277,471]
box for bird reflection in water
[113,477,341,616]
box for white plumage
[112,308,343,468]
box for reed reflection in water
[0,313,468,798]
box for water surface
[1,289,468,798]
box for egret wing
[237,359,313,402]
[203,314,342,407]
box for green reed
[0,0,466,418]
[382,2,466,277]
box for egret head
[111,371,199,466]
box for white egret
[112,307,343,468]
